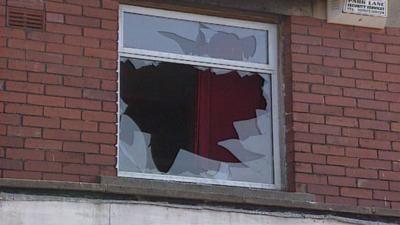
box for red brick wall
[290,16,400,209]
[0,0,118,182]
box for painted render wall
[0,0,400,211]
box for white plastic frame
[118,5,281,190]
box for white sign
[344,0,387,17]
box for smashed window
[119,6,279,188]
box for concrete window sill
[0,177,399,220]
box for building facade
[0,0,400,224]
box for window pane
[119,57,274,185]
[123,12,268,65]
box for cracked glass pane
[123,12,268,64]
[119,58,274,184]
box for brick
[327,136,358,147]
[5,104,43,116]
[44,107,81,120]
[43,173,79,182]
[386,45,400,55]
[8,60,45,72]
[309,27,339,38]
[327,156,358,167]
[374,190,400,201]
[342,128,373,139]
[293,102,309,112]
[0,136,23,147]
[0,48,25,59]
[65,0,101,7]
[83,7,117,20]
[23,116,60,128]
[85,48,117,60]
[64,77,100,89]
[28,72,62,85]
[295,163,312,173]
[347,168,378,179]
[63,142,99,154]
[0,69,27,81]
[100,144,116,156]
[26,51,62,64]
[27,94,65,107]
[3,170,41,180]
[324,57,355,68]
[323,38,353,49]
[360,159,391,170]
[0,91,26,103]
[47,64,82,76]
[45,85,82,98]
[66,98,101,110]
[356,60,386,72]
[358,99,388,111]
[308,184,339,196]
[359,119,390,131]
[313,145,344,156]
[374,72,400,83]
[354,41,385,52]
[341,187,372,199]
[82,132,116,144]
[27,31,63,43]
[85,154,116,166]
[377,112,400,122]
[328,176,356,187]
[372,34,400,44]
[6,81,44,94]
[0,114,21,125]
[65,15,100,28]
[313,165,345,176]
[83,89,116,101]
[310,124,341,135]
[82,111,116,122]
[391,103,400,112]
[43,129,80,141]
[293,73,323,84]
[388,64,400,74]
[379,151,400,161]
[326,116,357,127]
[84,28,116,40]
[342,69,372,80]
[375,131,400,141]
[345,147,377,159]
[64,55,99,68]
[356,80,387,90]
[341,49,371,60]
[360,139,391,150]
[61,119,97,132]
[373,53,400,64]
[296,173,327,185]
[380,171,400,181]
[325,196,357,206]
[98,122,116,133]
[311,85,342,96]
[295,152,326,164]
[294,143,311,152]
[46,151,83,164]
[358,179,389,190]
[293,93,324,104]
[7,39,45,51]
[46,12,64,23]
[46,43,82,56]
[325,77,355,88]
[63,163,99,176]
[7,126,41,138]
[64,35,100,48]
[46,23,82,36]
[291,16,322,26]
[6,148,44,160]
[292,34,321,45]
[389,84,400,92]
[0,158,22,170]
[310,105,342,116]
[25,139,62,150]
[293,53,323,65]
[25,160,61,172]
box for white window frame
[117,5,282,190]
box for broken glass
[119,57,274,185]
[123,12,268,64]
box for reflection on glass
[123,13,268,64]
[119,58,274,184]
